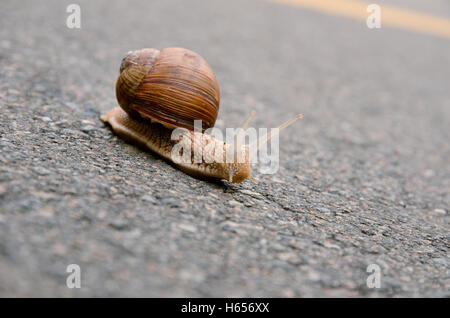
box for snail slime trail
[101,47,302,183]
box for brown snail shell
[115,47,220,132]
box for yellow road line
[268,0,450,39]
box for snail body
[101,47,301,183]
[100,106,250,183]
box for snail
[100,47,302,183]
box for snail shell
[115,47,220,132]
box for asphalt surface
[0,0,449,297]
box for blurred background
[0,0,448,297]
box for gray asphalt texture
[0,0,449,297]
